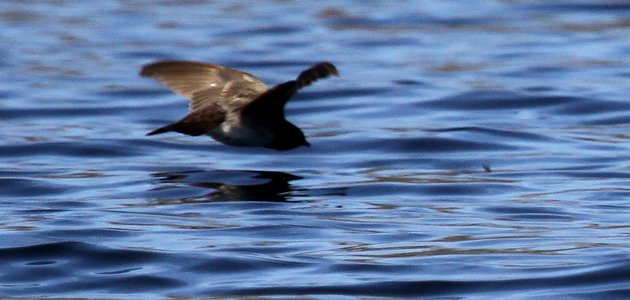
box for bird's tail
[146,125,171,136]
[146,119,208,136]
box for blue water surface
[1,0,629,298]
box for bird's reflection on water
[149,169,304,203]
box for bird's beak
[304,141,311,147]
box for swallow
[142,61,338,150]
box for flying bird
[142,61,338,150]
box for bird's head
[266,122,310,151]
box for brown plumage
[142,61,338,150]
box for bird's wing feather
[294,61,339,90]
[241,62,338,121]
[140,60,268,112]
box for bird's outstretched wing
[140,61,268,112]
[294,61,339,90]
[241,62,338,120]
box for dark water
[1,0,630,298]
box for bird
[141,61,338,151]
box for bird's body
[142,61,338,150]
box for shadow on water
[147,169,303,203]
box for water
[1,0,629,298]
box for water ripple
[1,0,629,298]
